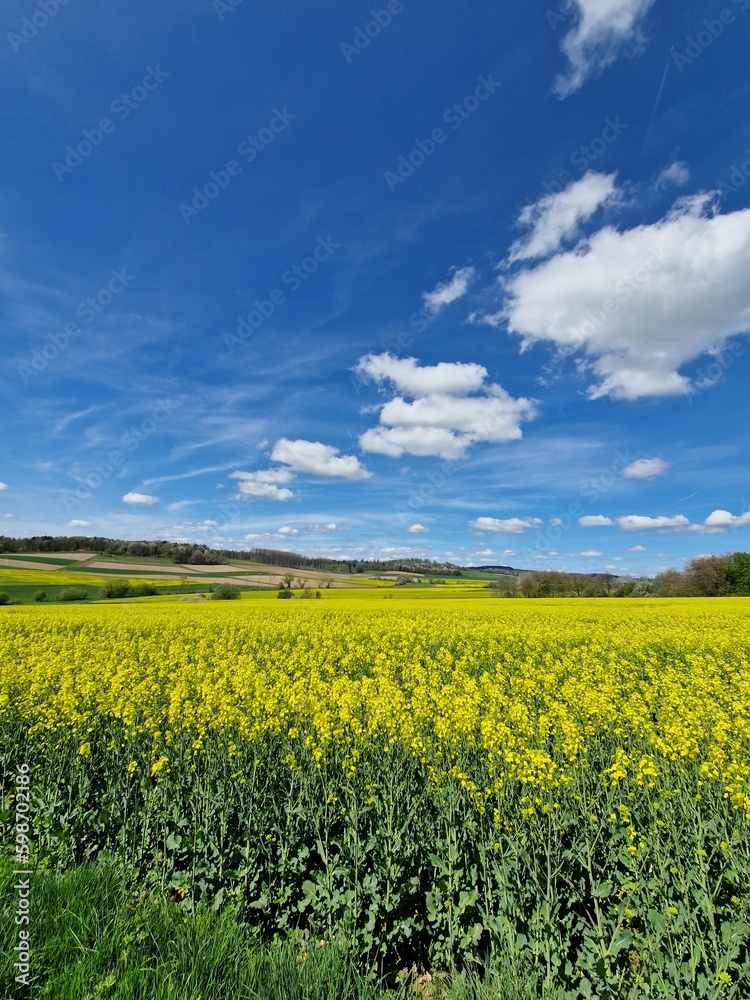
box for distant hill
[0,535,464,576]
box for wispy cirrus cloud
[554,0,657,98]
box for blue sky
[1,0,749,576]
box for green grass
[0,582,103,604]
[0,857,540,1000]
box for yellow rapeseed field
[2,596,749,813]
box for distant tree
[34,591,48,602]
[651,570,690,597]
[488,576,517,597]
[569,574,588,597]
[212,584,241,601]
[684,554,732,596]
[729,552,750,596]
[0,593,9,605]
[518,573,540,598]
[58,587,88,601]
[277,588,293,599]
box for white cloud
[628,545,647,552]
[579,514,614,527]
[617,514,690,532]
[657,162,690,189]
[502,192,750,400]
[549,517,564,526]
[230,468,295,502]
[67,519,91,527]
[309,522,338,532]
[355,354,487,398]
[554,0,656,98]
[422,265,476,314]
[580,550,603,557]
[276,526,299,536]
[122,492,159,506]
[0,483,7,491]
[271,438,371,481]
[704,509,750,529]
[622,457,671,479]
[407,523,430,534]
[356,354,536,460]
[469,516,543,535]
[508,172,619,263]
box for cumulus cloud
[501,190,750,400]
[356,354,536,460]
[422,266,476,314]
[230,468,295,502]
[407,523,429,534]
[0,483,7,491]
[309,522,338,532]
[231,440,370,503]
[276,526,299,536]
[554,0,656,98]
[580,550,604,557]
[657,162,690,189]
[703,509,750,529]
[122,492,159,506]
[622,457,671,479]
[469,516,543,535]
[355,354,487,398]
[628,545,647,552]
[271,438,371,481]
[67,519,91,527]
[508,172,619,263]
[617,514,690,532]
[579,514,614,527]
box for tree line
[489,552,750,598]
[0,535,461,576]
